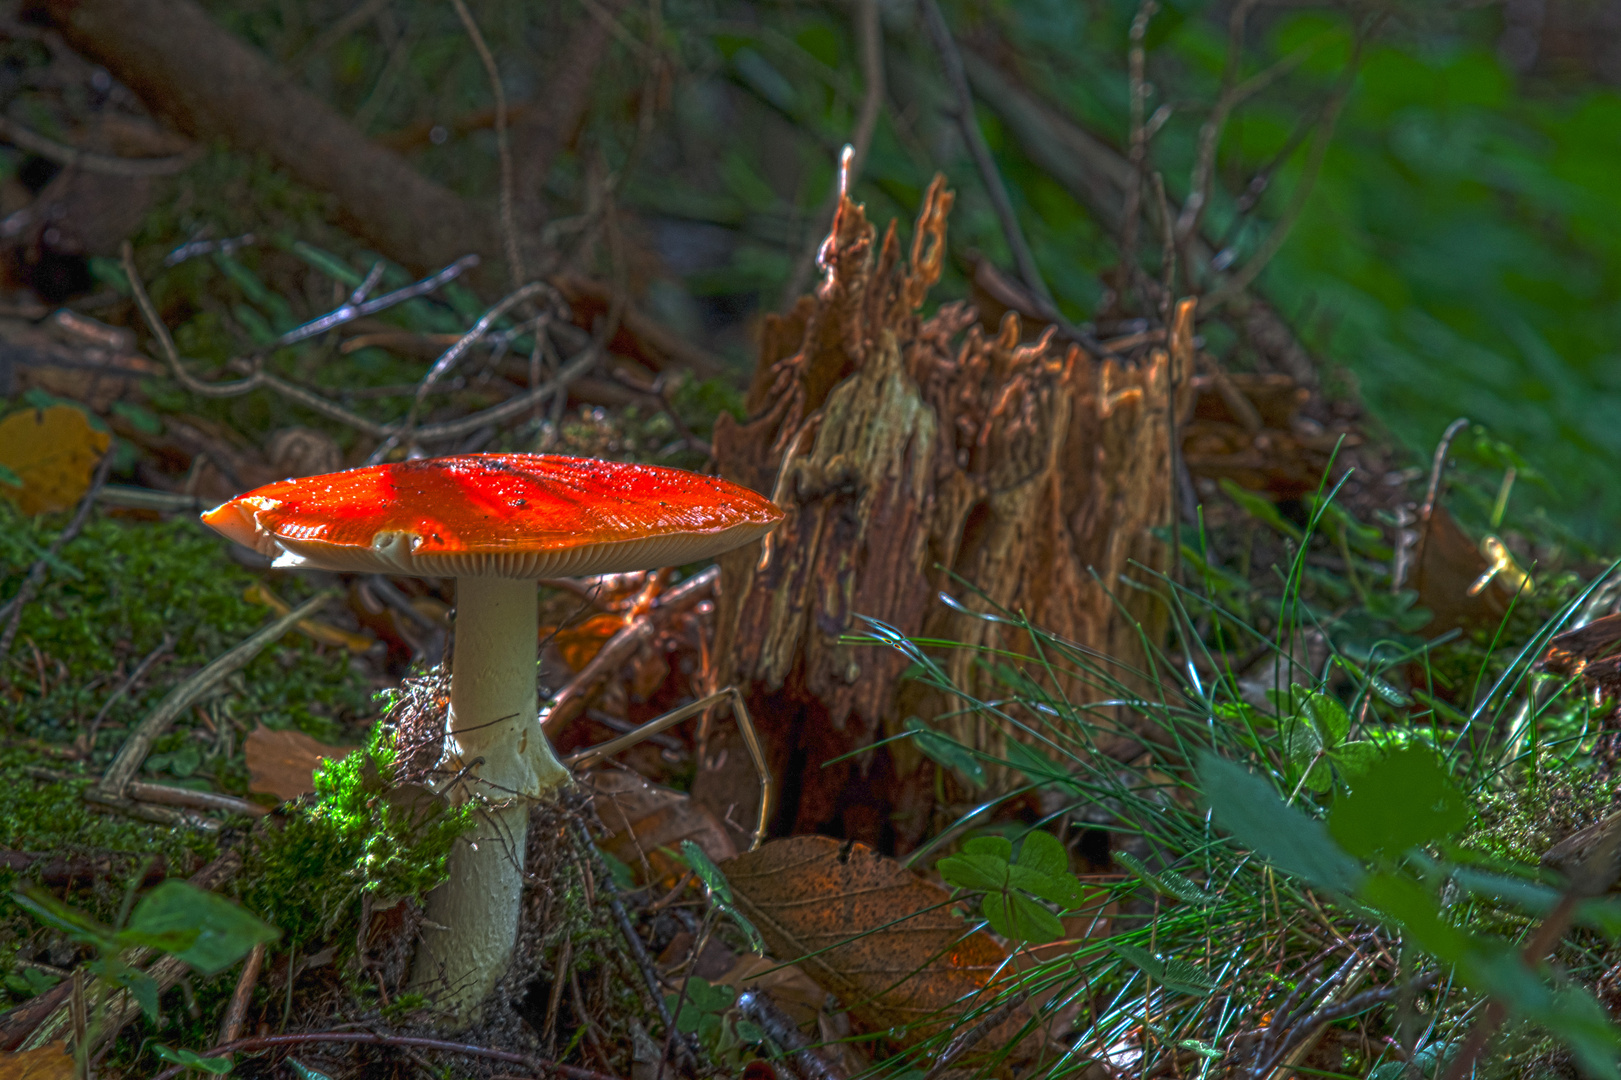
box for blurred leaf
[1112,943,1215,996]
[122,880,279,975]
[1328,747,1471,862]
[10,886,115,952]
[0,405,110,515]
[1196,752,1362,893]
[1219,479,1302,541]
[904,717,986,789]
[151,1045,232,1074]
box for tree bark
[693,179,1185,854]
[28,0,500,280]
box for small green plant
[937,831,1088,944]
[12,876,276,1072]
[1201,745,1621,1076]
[664,977,770,1065]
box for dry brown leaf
[722,836,1028,1053]
[0,1041,73,1080]
[544,612,626,671]
[587,770,735,886]
[0,405,110,514]
[244,725,356,801]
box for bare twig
[276,255,480,347]
[923,993,1028,1080]
[218,942,266,1047]
[84,633,172,747]
[124,243,597,445]
[125,781,266,818]
[736,989,848,1080]
[81,786,219,830]
[0,449,115,664]
[1119,0,1158,305]
[1177,0,1257,245]
[96,591,336,797]
[0,114,196,176]
[451,0,522,287]
[568,817,682,1039]
[1201,21,1374,311]
[408,281,555,425]
[147,1030,625,1080]
[918,0,1054,312]
[781,0,884,302]
[543,569,718,731]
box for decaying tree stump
[693,178,1185,853]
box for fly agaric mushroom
[202,454,781,1022]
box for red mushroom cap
[201,454,783,578]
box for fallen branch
[96,591,337,797]
[217,942,265,1048]
[28,0,501,277]
[125,781,267,818]
[0,114,197,177]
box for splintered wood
[698,177,1182,851]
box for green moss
[0,500,372,756]
[236,719,473,949]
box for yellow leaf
[0,1041,74,1080]
[0,406,110,515]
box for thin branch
[276,254,481,347]
[451,0,523,287]
[406,280,554,423]
[918,0,1054,312]
[0,449,115,663]
[123,243,596,446]
[1201,21,1375,311]
[84,632,173,746]
[0,114,196,177]
[1176,0,1258,245]
[781,0,884,302]
[1119,0,1158,306]
[147,1030,624,1080]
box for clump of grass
[854,471,1621,1078]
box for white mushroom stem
[410,574,571,1025]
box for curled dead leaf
[0,1040,73,1080]
[244,725,357,801]
[721,836,1030,1055]
[0,405,110,514]
[586,770,735,886]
